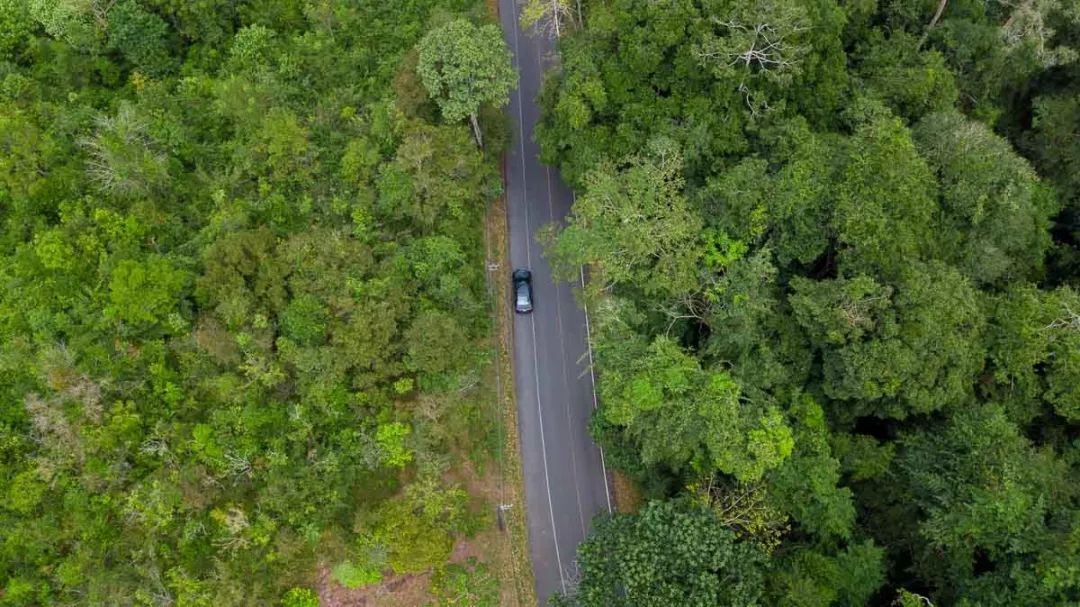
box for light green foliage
[593,298,792,481]
[375,421,413,468]
[30,0,108,50]
[429,557,499,607]
[0,2,501,603]
[416,18,515,143]
[226,24,277,75]
[105,256,188,326]
[33,229,77,271]
[548,138,703,297]
[6,470,47,515]
[557,500,766,607]
[360,477,475,576]
[331,560,382,589]
[282,587,320,607]
[895,590,935,607]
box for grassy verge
[482,168,539,607]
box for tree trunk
[470,112,483,148]
[919,0,948,48]
[928,0,948,29]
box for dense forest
[0,1,516,605]
[539,0,1080,605]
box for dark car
[513,269,533,314]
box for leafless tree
[79,103,170,198]
[1045,303,1080,332]
[520,0,578,39]
[693,0,811,84]
[690,475,790,552]
[1000,0,1079,67]
[922,0,1080,66]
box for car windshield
[517,285,529,305]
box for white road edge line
[579,263,613,514]
[511,4,566,594]
[544,166,589,538]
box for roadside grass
[481,166,538,607]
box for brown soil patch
[315,565,432,607]
[612,470,643,514]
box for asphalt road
[497,3,614,604]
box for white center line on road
[509,1,566,594]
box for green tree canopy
[548,138,704,298]
[556,500,767,607]
[416,18,516,146]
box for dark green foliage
[543,0,1080,604]
[107,0,175,75]
[891,403,1080,604]
[766,396,854,540]
[556,500,767,607]
[769,541,886,607]
[852,29,958,122]
[792,264,986,419]
[0,1,506,604]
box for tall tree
[416,18,516,147]
[547,138,704,298]
[591,297,793,481]
[791,263,986,419]
[555,500,767,607]
[914,110,1056,285]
